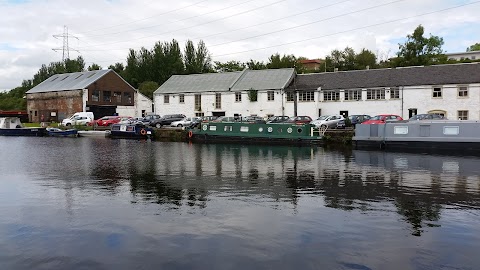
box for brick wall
[26,90,83,122]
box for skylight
[51,76,58,82]
[75,74,83,79]
[60,75,70,81]
[87,72,96,78]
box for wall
[26,90,84,122]
[135,91,153,117]
[86,71,135,106]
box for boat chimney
[334,67,338,72]
[366,65,370,70]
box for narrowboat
[109,123,154,139]
[0,117,47,136]
[353,120,480,154]
[189,122,323,145]
[46,127,79,137]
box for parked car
[201,116,218,122]
[92,116,124,127]
[310,115,344,128]
[243,116,266,124]
[286,116,313,124]
[336,115,371,128]
[267,116,290,123]
[150,114,186,128]
[170,117,200,127]
[362,114,403,124]
[409,113,446,121]
[118,117,135,124]
[61,112,94,126]
[142,114,161,125]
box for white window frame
[299,91,314,102]
[457,86,468,98]
[345,89,361,101]
[432,87,442,98]
[235,92,242,102]
[390,87,400,99]
[215,93,221,109]
[323,90,340,101]
[366,88,385,100]
[179,94,185,103]
[164,94,170,104]
[267,91,275,101]
[457,110,468,120]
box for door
[408,108,417,119]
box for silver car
[310,115,345,128]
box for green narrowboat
[189,122,324,145]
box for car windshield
[370,115,384,120]
[316,116,329,120]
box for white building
[154,68,295,118]
[154,63,480,121]
[287,63,480,120]
[446,50,480,61]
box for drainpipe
[281,89,285,116]
[293,74,298,117]
[401,86,404,118]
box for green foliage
[266,53,297,69]
[246,59,266,70]
[344,117,352,127]
[247,88,258,102]
[325,47,377,71]
[184,40,212,74]
[395,25,444,67]
[138,81,159,100]
[467,43,480,52]
[108,62,125,74]
[214,60,245,72]
[87,63,102,71]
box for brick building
[26,69,152,122]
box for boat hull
[47,129,78,137]
[0,128,47,136]
[191,133,322,145]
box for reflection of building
[26,69,152,122]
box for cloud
[1,0,479,89]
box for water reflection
[1,137,480,269]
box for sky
[0,0,479,90]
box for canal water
[0,137,479,270]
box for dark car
[150,114,186,128]
[409,113,446,121]
[286,116,312,124]
[267,116,290,123]
[142,114,161,125]
[337,114,371,128]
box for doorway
[340,110,348,117]
[408,108,417,118]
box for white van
[61,112,94,126]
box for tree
[355,49,377,69]
[88,63,102,71]
[108,62,125,74]
[266,53,297,69]
[396,25,444,67]
[214,61,245,73]
[467,43,480,52]
[138,81,159,100]
[246,59,266,70]
[184,40,212,74]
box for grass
[23,122,94,130]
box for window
[195,94,202,111]
[432,87,442,98]
[235,92,242,102]
[458,110,468,120]
[298,91,314,102]
[366,88,385,100]
[179,94,185,103]
[323,90,339,101]
[103,91,111,102]
[345,89,361,101]
[164,94,170,104]
[92,90,99,102]
[390,87,400,99]
[195,112,204,117]
[286,92,295,102]
[458,86,468,97]
[114,91,122,103]
[123,92,132,104]
[267,91,274,101]
[215,93,221,109]
[75,74,83,79]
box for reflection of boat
[353,120,480,154]
[190,122,323,145]
[0,117,47,136]
[46,127,78,137]
[110,123,154,139]
[78,130,109,137]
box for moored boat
[46,127,78,137]
[353,120,480,154]
[189,121,323,145]
[78,130,110,137]
[110,123,154,139]
[0,117,47,136]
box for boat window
[277,128,283,133]
[297,128,303,133]
[209,126,217,131]
[394,126,408,135]
[224,126,232,131]
[127,126,134,131]
[443,126,459,135]
[240,126,249,132]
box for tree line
[1,25,479,111]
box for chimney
[366,65,370,70]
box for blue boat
[46,127,79,137]
[110,123,154,139]
[0,117,47,136]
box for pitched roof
[154,68,295,94]
[286,63,480,91]
[26,69,112,94]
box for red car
[362,114,403,124]
[90,116,124,126]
